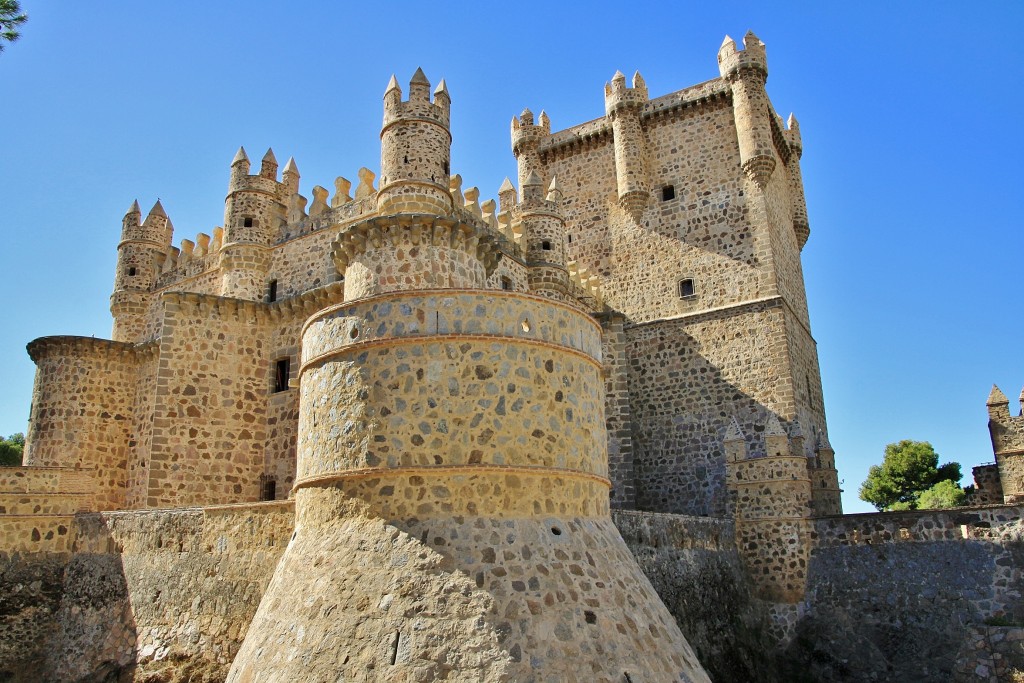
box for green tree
[859,440,962,511]
[0,0,27,52]
[917,479,967,509]
[0,432,24,466]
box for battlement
[228,146,288,196]
[382,68,451,131]
[717,30,768,80]
[511,107,551,156]
[604,70,648,115]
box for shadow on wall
[626,320,819,517]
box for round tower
[519,173,573,302]
[227,74,709,683]
[604,70,650,222]
[110,199,171,342]
[377,68,453,217]
[218,147,286,300]
[718,31,776,187]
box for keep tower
[227,70,709,683]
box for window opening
[541,240,551,251]
[243,217,254,228]
[501,276,512,291]
[567,234,572,244]
[268,279,278,303]
[128,267,137,276]
[260,476,276,501]
[274,357,290,393]
[678,278,695,298]
[662,185,675,201]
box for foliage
[0,0,27,52]
[0,432,23,466]
[858,440,962,511]
[917,479,967,509]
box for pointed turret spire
[546,175,563,202]
[988,384,1010,406]
[283,157,299,175]
[385,74,400,95]
[147,199,166,219]
[126,199,141,217]
[410,67,429,85]
[724,417,745,442]
[434,79,449,97]
[260,148,278,180]
[499,177,515,194]
[764,413,786,437]
[232,146,249,166]
[409,67,430,102]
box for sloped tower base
[228,488,708,682]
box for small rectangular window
[268,279,278,303]
[501,276,512,291]
[260,476,276,501]
[678,278,695,298]
[662,185,676,201]
[274,358,290,393]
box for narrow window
[243,217,254,228]
[567,234,573,244]
[662,185,675,201]
[501,276,512,291]
[260,476,276,501]
[678,278,695,298]
[443,160,450,176]
[541,240,552,251]
[128,267,137,276]
[274,358,290,393]
[268,279,278,303]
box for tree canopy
[859,440,963,511]
[0,1,27,52]
[0,432,23,466]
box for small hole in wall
[541,240,551,250]
[350,327,359,339]
[243,217,254,228]
[550,526,562,536]
[128,267,137,276]
[584,610,597,624]
[662,185,675,201]
[521,319,531,333]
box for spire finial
[126,199,141,216]
[232,146,249,166]
[988,384,1010,406]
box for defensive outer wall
[2,502,1024,682]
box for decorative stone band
[300,289,603,365]
[27,336,158,363]
[294,465,610,519]
[331,214,504,277]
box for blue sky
[1,2,1020,513]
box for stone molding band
[298,332,603,380]
[293,464,612,491]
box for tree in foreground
[0,432,24,466]
[917,479,967,509]
[0,0,27,52]
[859,440,963,511]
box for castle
[4,32,1023,683]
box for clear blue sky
[1,2,1020,514]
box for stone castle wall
[785,505,1024,683]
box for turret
[511,108,550,196]
[515,173,572,302]
[718,32,776,188]
[377,69,453,216]
[987,384,1024,503]
[110,199,172,342]
[604,71,649,222]
[219,146,288,299]
[784,114,810,248]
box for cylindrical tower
[604,70,649,222]
[377,69,453,217]
[511,107,549,194]
[718,32,776,187]
[519,172,572,302]
[218,147,285,300]
[228,73,709,683]
[110,200,170,342]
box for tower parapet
[377,69,453,216]
[515,173,572,302]
[604,71,649,222]
[511,108,550,195]
[718,31,776,187]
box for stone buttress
[227,71,709,683]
